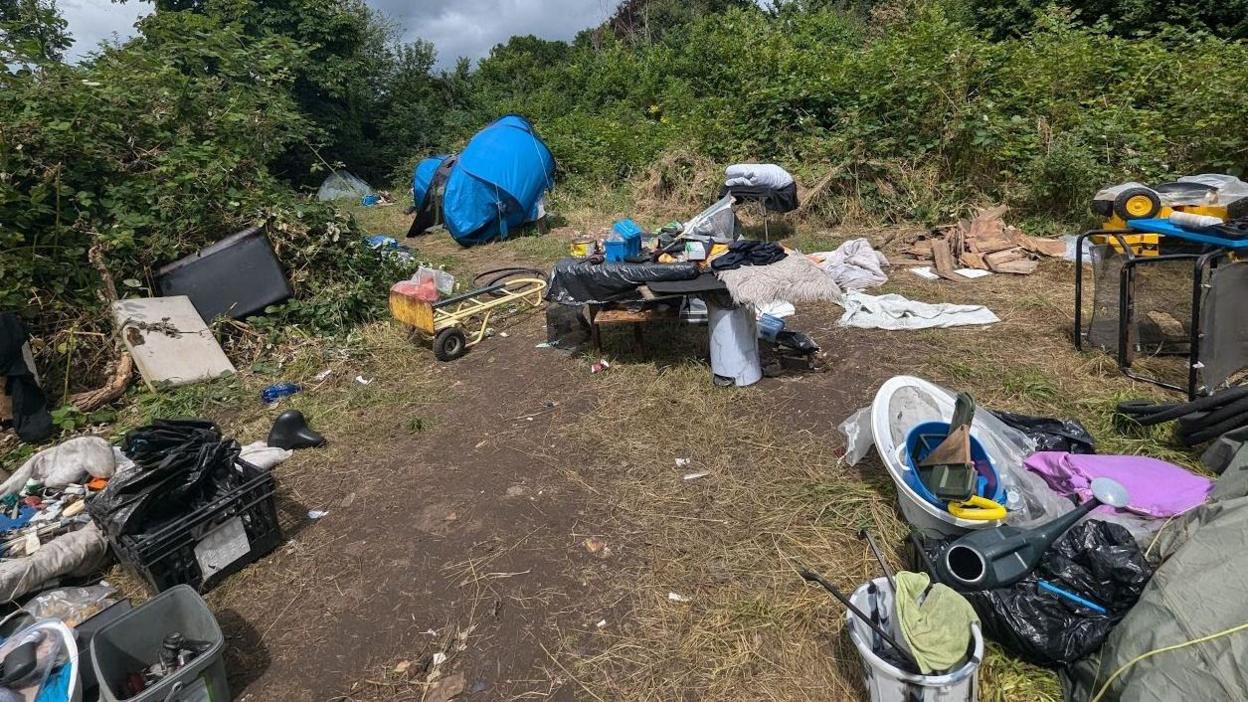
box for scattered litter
[583,537,611,558]
[675,457,691,468]
[910,266,992,281]
[499,331,509,338]
[957,268,992,279]
[260,382,301,405]
[667,592,692,603]
[313,368,333,382]
[596,619,607,629]
[393,660,412,675]
[755,300,796,319]
[354,375,373,385]
[307,510,329,520]
[682,471,710,481]
[426,672,466,702]
[535,342,553,348]
[267,409,325,450]
[591,359,611,374]
[431,652,447,667]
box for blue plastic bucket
[757,313,785,342]
[903,421,1004,509]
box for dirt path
[213,295,891,700]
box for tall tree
[0,0,71,64]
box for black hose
[472,267,548,297]
[1117,387,1248,446]
[1116,386,1248,424]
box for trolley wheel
[433,327,468,361]
[1113,187,1161,221]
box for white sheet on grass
[838,292,999,330]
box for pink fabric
[1023,451,1213,518]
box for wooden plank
[930,239,967,282]
[966,205,1015,253]
[594,308,678,324]
[984,248,1038,274]
[960,252,988,270]
[1013,234,1068,258]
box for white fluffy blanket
[716,254,843,307]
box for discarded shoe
[267,410,326,450]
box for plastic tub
[870,378,1008,536]
[847,577,982,702]
[92,585,228,702]
[902,422,1005,508]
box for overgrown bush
[0,10,408,394]
[466,3,1248,223]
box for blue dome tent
[408,115,555,247]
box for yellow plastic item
[1122,193,1158,219]
[390,277,546,360]
[947,495,1008,521]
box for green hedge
[469,4,1248,222]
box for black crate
[112,460,281,593]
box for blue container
[903,421,1005,509]
[360,194,381,206]
[757,313,785,342]
[612,219,644,257]
[604,238,630,262]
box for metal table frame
[1074,220,1248,399]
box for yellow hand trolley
[389,277,547,361]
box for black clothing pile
[710,240,787,271]
[0,313,51,444]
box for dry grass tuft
[634,150,723,219]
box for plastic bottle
[1169,211,1224,230]
[261,382,301,404]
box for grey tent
[317,170,374,202]
[1062,457,1248,701]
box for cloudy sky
[62,0,617,67]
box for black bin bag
[88,419,248,540]
[911,520,1151,668]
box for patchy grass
[546,360,1063,702]
[10,199,1208,702]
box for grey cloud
[372,0,613,68]
[62,0,613,67]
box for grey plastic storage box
[157,226,291,321]
[91,585,229,702]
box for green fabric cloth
[895,571,979,674]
